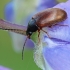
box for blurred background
[0,0,66,70]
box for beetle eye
[28,32,32,36]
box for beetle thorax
[26,18,38,36]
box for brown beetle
[26,8,67,37]
[0,8,67,60]
[24,8,67,59]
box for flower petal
[38,0,58,10]
[43,43,70,70]
[0,66,11,70]
[4,2,14,22]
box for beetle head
[26,18,38,37]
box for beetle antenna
[22,36,28,60]
[22,37,27,60]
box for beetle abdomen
[33,8,67,28]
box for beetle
[0,8,67,60]
[26,8,67,38]
[22,8,67,60]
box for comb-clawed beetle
[0,8,67,60]
[23,8,67,60]
[26,8,67,38]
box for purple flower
[41,0,70,70]
[4,0,58,52]
[0,65,11,70]
[37,0,58,10]
[1,0,70,70]
[4,1,13,22]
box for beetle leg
[41,29,51,38]
[48,24,68,28]
[38,30,40,43]
[54,24,68,27]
